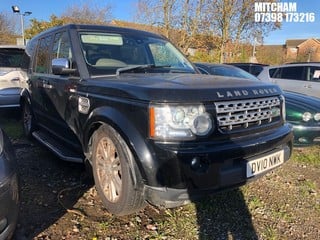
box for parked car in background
[285,91,320,145]
[257,62,320,98]
[195,62,320,146]
[227,62,268,76]
[0,127,19,239]
[0,45,27,108]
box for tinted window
[0,48,24,68]
[34,35,52,73]
[196,66,209,74]
[280,66,304,80]
[251,66,264,76]
[269,68,279,78]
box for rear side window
[270,66,304,80]
[33,35,52,73]
[0,48,24,68]
[281,66,304,80]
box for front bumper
[0,173,19,239]
[143,123,293,208]
[292,125,320,145]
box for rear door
[269,66,310,95]
[30,35,53,126]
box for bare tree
[207,0,280,62]
[25,2,113,39]
[0,12,17,44]
[61,1,113,24]
[135,0,280,62]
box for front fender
[83,106,156,185]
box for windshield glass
[209,65,259,81]
[0,48,25,68]
[79,32,195,75]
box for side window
[197,67,209,74]
[269,68,280,78]
[307,66,320,81]
[33,35,52,73]
[280,66,304,80]
[52,31,72,60]
[251,66,263,76]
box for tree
[0,12,17,44]
[25,2,113,39]
[135,0,280,62]
[61,2,113,24]
[207,0,280,62]
[135,0,210,54]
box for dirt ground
[2,110,319,240]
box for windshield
[0,48,25,68]
[209,66,259,81]
[79,32,195,75]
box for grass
[0,109,23,139]
[1,110,319,240]
[292,146,320,165]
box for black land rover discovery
[21,24,293,216]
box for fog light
[0,218,8,233]
[298,137,309,143]
[302,112,312,122]
[191,157,200,170]
[314,113,320,121]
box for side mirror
[52,58,76,75]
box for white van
[0,45,27,108]
[257,63,320,98]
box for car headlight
[280,95,286,121]
[314,113,320,121]
[302,112,312,122]
[149,104,213,140]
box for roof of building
[285,38,320,47]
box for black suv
[21,24,293,215]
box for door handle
[304,84,312,88]
[42,80,53,89]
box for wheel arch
[83,106,154,186]
[20,88,32,106]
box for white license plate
[246,150,284,178]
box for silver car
[0,45,27,108]
[257,63,320,98]
[0,127,19,239]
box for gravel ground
[1,110,319,240]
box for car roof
[31,23,165,40]
[227,62,269,66]
[0,45,25,49]
[268,63,320,68]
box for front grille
[215,96,281,132]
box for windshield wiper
[116,64,171,75]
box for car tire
[22,101,36,138]
[91,124,146,216]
